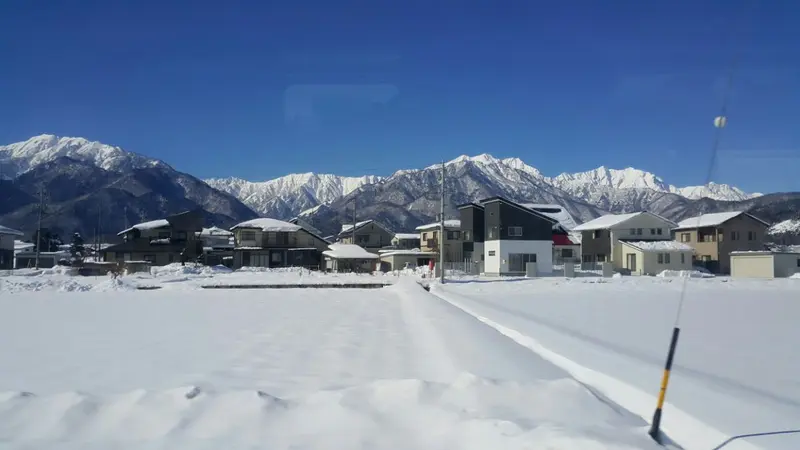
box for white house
[619,240,694,275]
[0,225,24,270]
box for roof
[322,243,379,259]
[230,218,302,232]
[198,226,233,236]
[415,220,461,231]
[456,202,485,210]
[731,250,800,256]
[0,225,24,236]
[478,197,559,224]
[117,219,170,236]
[621,240,694,252]
[673,211,770,230]
[521,204,579,230]
[572,212,677,231]
[380,250,438,257]
[340,220,373,234]
[553,234,579,246]
[393,233,420,240]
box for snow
[380,250,438,257]
[434,277,800,449]
[622,240,694,252]
[673,212,764,230]
[0,225,23,236]
[0,276,665,450]
[322,243,379,259]
[769,219,800,235]
[656,270,715,278]
[572,212,646,231]
[117,219,170,235]
[393,233,420,240]
[230,218,301,232]
[13,240,34,251]
[198,226,233,236]
[340,220,372,233]
[521,204,579,230]
[415,220,461,231]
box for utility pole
[352,193,357,244]
[440,160,445,284]
[96,207,102,259]
[35,188,44,269]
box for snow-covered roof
[0,225,23,236]
[231,218,301,232]
[199,226,234,236]
[621,240,694,252]
[322,243,379,259]
[416,220,461,231]
[521,204,578,230]
[572,212,676,231]
[340,220,372,233]
[14,240,34,251]
[673,211,769,230]
[380,250,438,257]
[393,233,420,240]
[117,219,170,236]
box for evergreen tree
[69,232,85,263]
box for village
[2,195,796,280]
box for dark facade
[481,197,555,241]
[458,203,485,254]
[0,248,14,270]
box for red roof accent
[552,234,576,246]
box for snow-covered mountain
[205,173,382,217]
[0,135,167,178]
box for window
[356,235,370,245]
[158,231,170,239]
[658,253,664,264]
[488,250,496,256]
[680,253,685,264]
[636,228,643,235]
[731,231,739,241]
[630,228,636,235]
[680,233,691,242]
[508,226,523,237]
[489,227,498,239]
[597,254,606,262]
[423,232,428,240]
[462,230,472,241]
[271,252,282,263]
[508,253,537,272]
[650,228,656,235]
[664,253,671,264]
[277,232,290,245]
[561,248,573,258]
[582,254,593,263]
[144,254,156,263]
[593,230,602,239]
[174,231,187,240]
[447,230,459,240]
[657,228,663,235]
[748,231,755,241]
[701,255,711,262]
[240,230,256,241]
[797,258,800,268]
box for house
[730,251,800,279]
[337,220,394,254]
[231,218,329,269]
[379,249,437,272]
[572,211,678,270]
[14,250,70,269]
[197,226,234,266]
[458,203,485,265]
[479,197,559,275]
[0,225,24,270]
[288,217,326,239]
[323,243,379,273]
[416,220,463,263]
[618,241,694,275]
[522,204,581,265]
[103,210,204,266]
[671,211,770,274]
[390,233,421,250]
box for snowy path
[434,278,800,450]
[0,279,661,449]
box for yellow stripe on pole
[656,369,672,409]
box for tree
[33,229,63,253]
[69,232,85,263]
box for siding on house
[619,243,693,276]
[338,222,393,252]
[730,252,800,279]
[673,214,768,274]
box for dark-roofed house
[0,225,24,270]
[231,218,330,269]
[337,220,393,254]
[103,210,205,266]
[672,211,770,274]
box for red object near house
[552,234,575,246]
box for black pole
[649,327,681,442]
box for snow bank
[790,272,800,279]
[149,263,232,277]
[0,375,660,449]
[656,269,715,278]
[91,277,139,291]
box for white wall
[609,214,676,267]
[484,240,553,275]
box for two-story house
[457,203,485,265]
[416,220,463,263]
[337,220,394,254]
[104,210,205,266]
[0,225,24,270]
[672,211,769,274]
[390,233,421,250]
[231,218,330,269]
[197,226,234,266]
[572,211,677,270]
[522,204,581,265]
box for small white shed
[619,240,694,276]
[730,251,800,279]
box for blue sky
[1,1,798,193]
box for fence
[442,260,481,276]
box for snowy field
[434,276,800,450]
[1,266,797,449]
